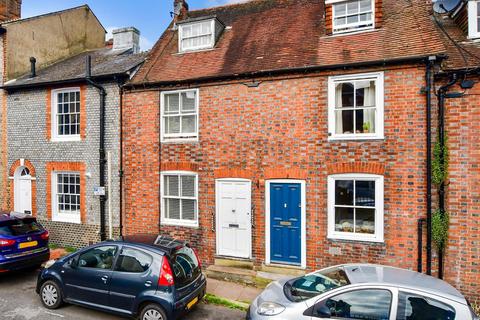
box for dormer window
[178,18,224,53]
[468,1,480,38]
[329,0,374,34]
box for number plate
[19,241,37,249]
[187,296,198,309]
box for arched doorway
[14,166,32,214]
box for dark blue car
[0,212,50,272]
[36,235,206,320]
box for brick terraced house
[1,19,145,246]
[122,0,480,301]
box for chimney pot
[173,0,189,23]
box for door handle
[101,275,109,284]
[145,280,152,287]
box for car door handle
[145,280,152,287]
[101,275,109,284]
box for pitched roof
[433,11,480,71]
[3,48,146,90]
[131,0,446,86]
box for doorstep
[206,258,304,289]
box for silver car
[247,264,478,320]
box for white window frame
[160,89,199,143]
[329,0,375,34]
[178,19,215,53]
[160,171,199,228]
[51,171,81,224]
[51,87,81,142]
[468,1,480,39]
[328,72,384,141]
[328,173,384,242]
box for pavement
[0,268,246,320]
[207,278,261,303]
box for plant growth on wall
[432,133,449,251]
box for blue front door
[270,183,301,265]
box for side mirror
[313,301,332,318]
[68,256,79,269]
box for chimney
[112,27,140,53]
[173,0,189,23]
[0,0,21,22]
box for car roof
[0,212,36,223]
[337,264,466,304]
[103,234,188,256]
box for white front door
[14,167,32,214]
[216,179,252,259]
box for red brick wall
[443,76,480,302]
[123,64,431,274]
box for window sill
[328,135,384,142]
[329,27,377,37]
[52,215,81,224]
[161,138,199,144]
[328,234,384,244]
[50,136,82,143]
[160,220,199,229]
[177,47,215,54]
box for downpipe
[85,55,108,241]
[436,74,458,279]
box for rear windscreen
[170,246,201,288]
[0,219,44,236]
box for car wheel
[140,303,167,320]
[40,280,63,309]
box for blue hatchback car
[0,212,50,272]
[36,235,206,320]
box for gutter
[85,55,108,242]
[1,73,129,91]
[124,54,446,89]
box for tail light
[40,231,49,240]
[158,256,174,286]
[193,248,202,270]
[0,239,15,247]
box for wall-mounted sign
[94,186,105,196]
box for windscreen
[284,267,350,302]
[0,218,44,236]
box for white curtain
[356,81,375,133]
[335,83,344,134]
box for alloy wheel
[143,309,164,320]
[42,284,58,307]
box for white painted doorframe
[14,166,33,215]
[265,179,307,269]
[215,178,252,259]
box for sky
[21,0,249,51]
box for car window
[396,291,456,320]
[285,266,350,302]
[77,246,117,270]
[0,219,43,236]
[114,247,153,273]
[171,246,201,287]
[314,289,392,319]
